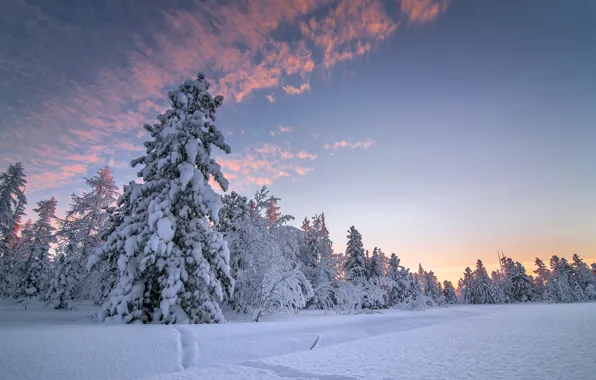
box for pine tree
[473,259,500,304]
[509,261,535,302]
[265,198,281,226]
[458,267,475,304]
[45,236,78,309]
[547,256,582,303]
[0,162,27,296]
[344,226,366,281]
[91,73,234,324]
[571,254,595,300]
[362,247,386,308]
[442,280,457,304]
[21,197,57,299]
[533,257,550,300]
[368,247,384,279]
[301,217,310,232]
[217,190,256,311]
[499,256,516,302]
[60,166,119,301]
[302,213,337,309]
[490,270,507,303]
[0,162,27,251]
[417,265,443,305]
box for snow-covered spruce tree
[472,260,500,304]
[217,191,252,309]
[415,264,444,306]
[59,166,119,302]
[368,247,384,279]
[301,217,310,232]
[509,261,535,302]
[362,247,386,309]
[45,236,78,309]
[386,253,411,305]
[458,267,475,304]
[20,197,57,299]
[442,280,457,304]
[265,198,281,227]
[300,213,337,309]
[490,271,507,303]
[0,162,27,252]
[344,226,367,281]
[91,73,234,324]
[87,204,126,305]
[1,219,33,297]
[0,162,27,296]
[547,256,582,303]
[571,254,596,300]
[533,257,550,300]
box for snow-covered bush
[253,260,313,322]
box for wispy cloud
[217,143,318,189]
[299,0,399,68]
[296,151,318,160]
[0,0,450,200]
[401,0,451,24]
[270,126,293,136]
[29,163,88,190]
[67,154,101,164]
[116,142,145,152]
[324,138,375,151]
[282,83,311,95]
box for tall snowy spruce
[60,166,119,302]
[0,162,28,296]
[442,280,457,304]
[344,226,366,281]
[21,197,57,299]
[533,257,550,300]
[300,213,336,309]
[386,253,411,305]
[92,73,234,324]
[571,254,596,300]
[45,236,78,309]
[472,260,501,304]
[0,162,27,250]
[458,267,475,304]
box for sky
[1,0,595,283]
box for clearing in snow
[0,301,595,380]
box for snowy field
[1,301,595,380]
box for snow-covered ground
[1,300,595,380]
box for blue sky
[1,0,595,282]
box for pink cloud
[28,163,88,190]
[282,82,311,95]
[324,138,375,151]
[294,166,312,176]
[401,0,450,24]
[270,126,293,136]
[116,142,145,152]
[300,0,399,68]
[68,154,101,164]
[296,151,318,160]
[217,142,317,190]
[7,0,451,198]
